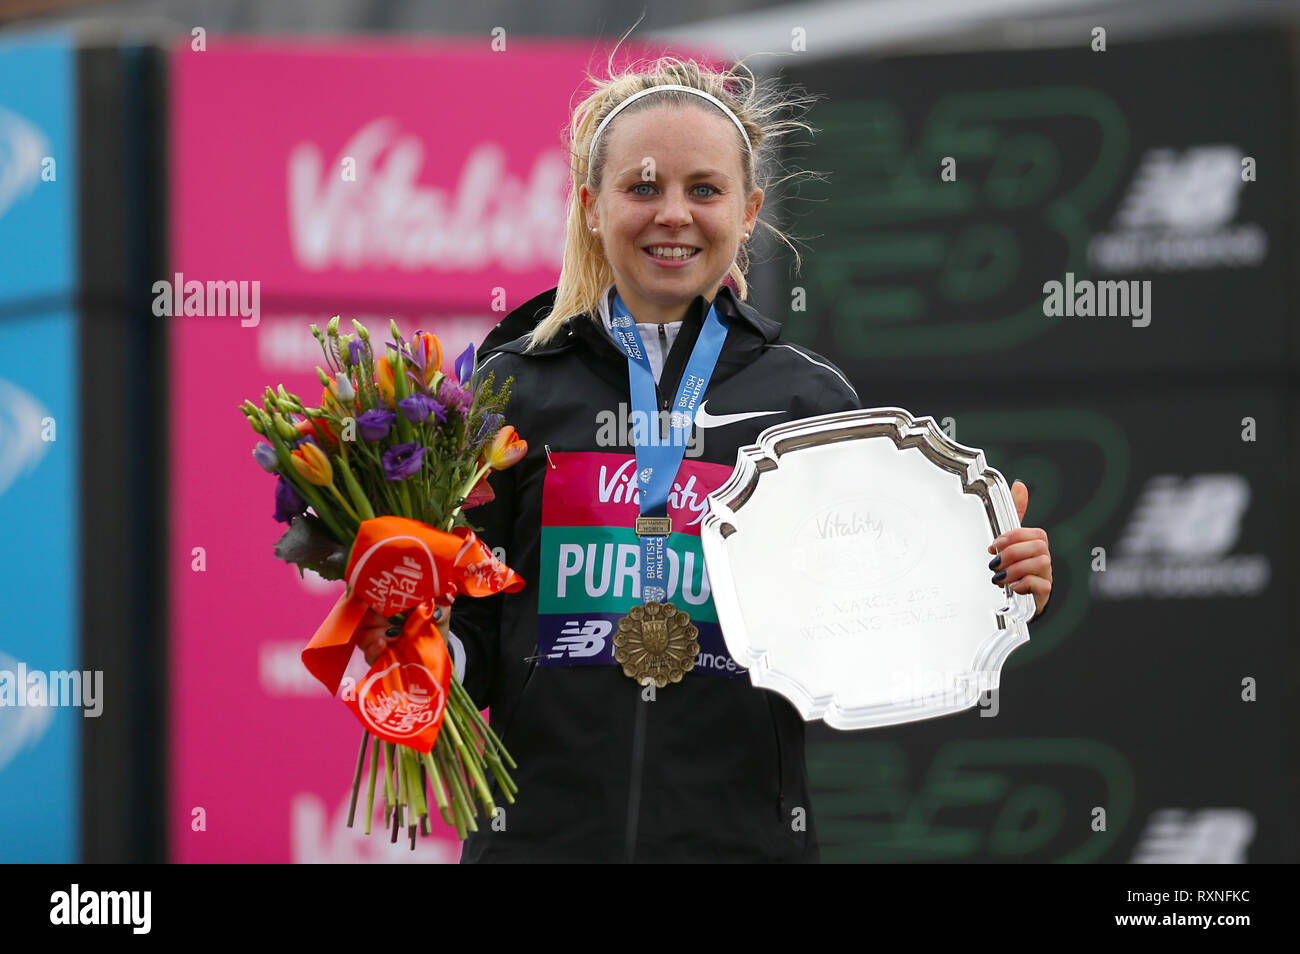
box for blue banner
[0,308,82,863]
[0,32,77,306]
[0,30,80,864]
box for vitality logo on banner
[537,451,746,678]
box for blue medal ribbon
[608,290,729,605]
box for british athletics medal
[607,289,729,688]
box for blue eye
[628,183,721,197]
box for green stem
[444,705,496,816]
[326,482,362,525]
[346,728,369,828]
[391,347,416,446]
[436,737,477,834]
[445,462,493,531]
[450,675,516,769]
[395,743,406,809]
[408,747,427,828]
[336,455,376,521]
[364,736,380,835]
[356,439,401,515]
[433,741,468,837]
[381,741,394,816]
[483,750,517,802]
[396,478,415,517]
[421,750,453,824]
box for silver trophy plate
[699,407,1035,730]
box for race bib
[537,451,745,678]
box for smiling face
[581,101,763,325]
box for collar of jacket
[478,283,782,360]
[478,284,784,407]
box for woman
[360,57,1053,862]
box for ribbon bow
[302,516,525,752]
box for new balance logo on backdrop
[1091,474,1270,598]
[1088,145,1267,272]
[1130,808,1255,863]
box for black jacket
[449,283,861,863]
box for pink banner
[541,451,731,533]
[168,36,720,863]
[173,38,610,310]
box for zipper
[623,687,647,862]
[498,656,538,751]
[658,324,671,413]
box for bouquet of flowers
[239,316,527,845]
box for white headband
[587,84,752,168]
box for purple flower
[454,342,475,383]
[406,330,429,379]
[348,337,369,367]
[386,339,429,391]
[357,409,396,442]
[399,392,445,425]
[437,377,470,417]
[252,442,279,473]
[475,412,503,446]
[383,442,426,481]
[273,475,307,523]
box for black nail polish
[988,555,1001,570]
[385,626,400,637]
[433,607,443,621]
[992,570,1007,584]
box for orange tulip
[290,440,334,486]
[410,332,443,388]
[464,473,495,509]
[375,355,396,408]
[295,415,339,450]
[484,425,527,471]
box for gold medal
[614,601,700,688]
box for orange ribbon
[302,516,525,752]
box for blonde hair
[523,42,823,352]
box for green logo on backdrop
[784,88,1129,356]
[808,737,1135,863]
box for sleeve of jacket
[446,447,517,711]
[795,344,862,415]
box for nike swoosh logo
[693,400,783,429]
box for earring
[591,227,599,234]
